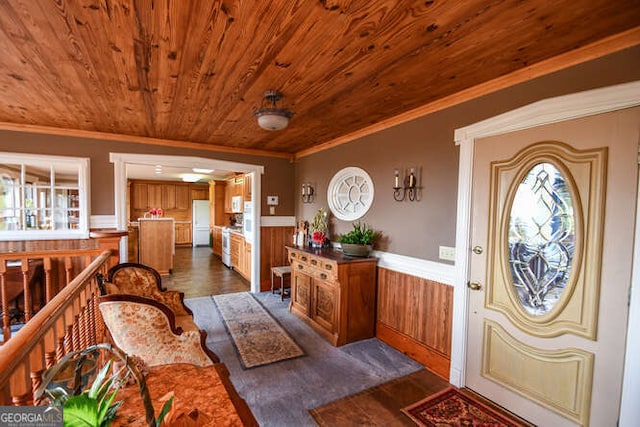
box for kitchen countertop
[129,220,191,226]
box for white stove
[221,227,232,268]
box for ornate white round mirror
[327,167,374,221]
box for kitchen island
[138,218,175,275]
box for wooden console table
[286,245,377,346]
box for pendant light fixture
[254,90,293,131]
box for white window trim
[0,152,90,241]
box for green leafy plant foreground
[338,222,379,245]
[42,345,173,427]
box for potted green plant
[36,344,173,427]
[338,222,380,257]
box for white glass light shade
[182,173,202,182]
[256,112,290,131]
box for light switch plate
[267,196,279,205]
[439,246,456,261]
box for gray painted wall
[294,45,640,262]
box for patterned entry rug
[402,387,533,427]
[212,292,305,369]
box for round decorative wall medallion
[327,167,374,221]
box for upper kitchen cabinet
[147,184,162,209]
[209,180,226,226]
[224,176,239,213]
[162,184,176,209]
[243,173,252,202]
[175,185,190,209]
[224,174,251,213]
[131,182,149,211]
[160,183,190,210]
[190,184,209,201]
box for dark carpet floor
[185,291,424,427]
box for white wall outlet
[439,246,456,261]
[267,195,279,205]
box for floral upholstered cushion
[99,299,214,367]
[106,266,191,317]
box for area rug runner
[212,292,304,369]
[402,387,533,427]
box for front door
[466,107,639,426]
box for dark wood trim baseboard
[376,321,450,381]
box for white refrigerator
[192,200,210,247]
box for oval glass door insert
[508,162,575,316]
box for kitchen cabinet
[230,232,243,270]
[233,176,243,197]
[174,223,192,246]
[243,242,251,281]
[237,237,245,277]
[148,184,163,209]
[228,231,251,281]
[162,184,190,210]
[131,183,149,210]
[224,175,245,213]
[237,241,251,281]
[162,185,176,209]
[211,225,223,256]
[209,181,226,226]
[224,181,232,214]
[175,185,190,210]
[287,246,377,346]
[242,174,251,201]
[190,184,209,200]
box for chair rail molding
[90,215,117,229]
[450,79,640,427]
[372,250,455,286]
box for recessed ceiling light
[182,173,202,182]
[192,168,213,173]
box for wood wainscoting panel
[260,226,295,291]
[376,267,453,379]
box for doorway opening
[110,152,264,293]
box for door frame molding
[451,80,640,418]
[109,152,264,293]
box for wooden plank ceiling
[0,0,638,158]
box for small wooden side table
[270,266,292,301]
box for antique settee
[97,263,257,426]
[98,262,198,332]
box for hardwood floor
[162,246,249,299]
[310,369,449,426]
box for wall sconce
[393,167,420,201]
[302,183,315,203]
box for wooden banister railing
[0,250,111,405]
[0,247,106,342]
